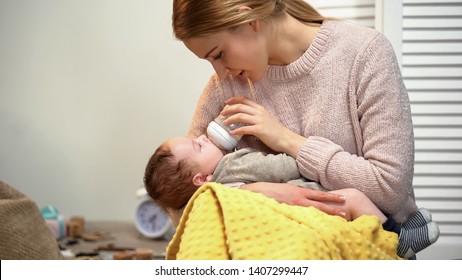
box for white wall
[0,0,213,221]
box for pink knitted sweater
[188,20,417,223]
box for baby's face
[168,135,225,175]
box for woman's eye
[213,51,223,60]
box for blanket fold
[166,183,401,260]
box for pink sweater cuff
[296,136,343,185]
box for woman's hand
[241,182,347,218]
[223,96,306,158]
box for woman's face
[183,22,269,81]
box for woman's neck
[266,13,320,65]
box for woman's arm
[240,182,347,217]
[224,34,415,220]
[189,77,347,217]
[297,34,415,218]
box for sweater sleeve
[296,33,416,219]
[188,75,228,138]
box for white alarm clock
[135,188,175,240]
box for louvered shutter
[401,0,462,259]
[310,0,376,28]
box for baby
[144,135,439,259]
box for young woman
[170,0,437,257]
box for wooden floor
[59,221,170,260]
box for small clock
[134,188,175,240]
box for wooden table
[59,221,170,260]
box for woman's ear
[192,173,213,187]
[238,6,260,32]
[238,6,252,12]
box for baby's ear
[192,173,213,187]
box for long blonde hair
[172,0,328,40]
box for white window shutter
[310,0,376,28]
[311,0,462,259]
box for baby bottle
[207,114,244,151]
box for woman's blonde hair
[172,0,328,40]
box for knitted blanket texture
[166,183,401,260]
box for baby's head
[144,135,225,210]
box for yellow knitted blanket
[166,183,401,260]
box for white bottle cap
[207,121,238,150]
